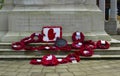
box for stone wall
[13,0,96,5]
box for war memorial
[0,0,111,42]
[0,0,120,76]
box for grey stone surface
[1,60,120,76]
[0,0,111,42]
[13,0,96,5]
[105,20,118,35]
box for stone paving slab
[0,60,120,76]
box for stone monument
[0,0,111,42]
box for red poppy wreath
[41,54,58,66]
[72,31,85,42]
[12,42,25,50]
[96,40,110,49]
[30,33,43,43]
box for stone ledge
[0,47,120,52]
[0,32,111,42]
[0,55,120,59]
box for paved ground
[0,60,120,76]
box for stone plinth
[0,0,111,42]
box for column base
[105,20,118,35]
[0,31,111,42]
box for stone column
[99,0,105,19]
[105,0,118,34]
[110,0,117,21]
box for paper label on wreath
[84,50,89,54]
[45,46,50,49]
[78,42,82,46]
[47,55,53,60]
[76,32,81,40]
[13,45,18,48]
[72,60,77,63]
[35,33,40,36]
[101,40,106,45]
[58,59,62,62]
[42,26,62,42]
[37,59,41,62]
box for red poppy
[41,54,58,66]
[48,28,56,40]
[72,32,85,42]
[72,41,84,49]
[58,58,69,64]
[66,53,80,62]
[80,48,94,57]
[24,46,38,51]
[20,37,33,44]
[96,40,110,49]
[30,59,41,65]
[30,33,43,43]
[12,42,25,50]
[37,45,59,51]
[83,40,96,49]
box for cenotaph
[0,0,111,42]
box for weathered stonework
[0,0,111,42]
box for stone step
[0,42,120,49]
[0,40,119,49]
[110,39,120,47]
[0,55,120,60]
[0,47,120,55]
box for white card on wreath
[42,26,62,42]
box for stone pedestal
[0,0,111,42]
[105,20,118,35]
[105,0,118,35]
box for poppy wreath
[57,58,69,64]
[96,40,110,49]
[41,54,58,66]
[30,59,41,65]
[37,45,59,51]
[58,46,71,51]
[24,46,38,51]
[20,37,33,44]
[66,53,80,62]
[72,41,84,49]
[72,32,85,42]
[83,40,96,49]
[12,42,25,50]
[80,48,94,57]
[30,33,43,43]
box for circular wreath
[80,48,94,57]
[72,41,84,49]
[96,40,110,49]
[37,45,59,51]
[20,37,33,44]
[24,46,38,51]
[72,32,85,42]
[30,33,43,43]
[83,40,96,49]
[57,58,69,64]
[12,42,25,50]
[41,54,58,66]
[66,53,80,62]
[30,59,41,65]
